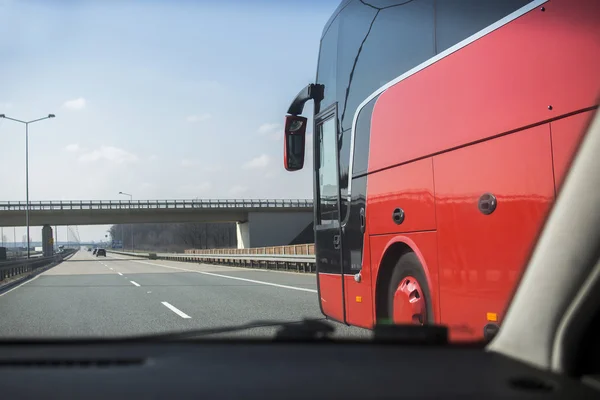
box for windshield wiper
[131,318,337,341]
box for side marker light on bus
[356,296,362,303]
[487,312,498,322]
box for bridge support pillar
[236,221,250,249]
[42,224,54,256]
[235,212,313,249]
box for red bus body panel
[344,233,373,328]
[433,124,555,340]
[367,158,436,235]
[318,273,345,323]
[358,0,600,338]
[369,0,599,173]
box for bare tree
[110,222,237,252]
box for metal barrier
[184,243,315,256]
[0,249,77,282]
[0,199,313,211]
[109,250,317,273]
[2,250,43,261]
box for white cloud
[78,145,138,164]
[243,154,270,170]
[186,113,211,123]
[63,97,86,110]
[306,133,313,153]
[178,182,212,195]
[65,143,80,152]
[265,170,279,179]
[202,165,222,173]
[180,158,198,167]
[258,122,281,135]
[180,160,222,173]
[229,185,248,195]
[258,123,284,141]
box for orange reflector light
[487,312,498,322]
[356,296,362,303]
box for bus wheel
[388,252,432,325]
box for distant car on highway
[96,249,106,257]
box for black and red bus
[284,0,599,340]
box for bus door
[314,105,346,323]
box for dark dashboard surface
[0,341,597,399]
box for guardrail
[0,249,77,282]
[2,250,43,261]
[0,199,313,211]
[184,243,315,256]
[109,250,317,273]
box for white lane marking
[109,268,113,270]
[161,301,191,319]
[117,272,123,276]
[130,281,141,287]
[0,274,41,297]
[133,260,317,293]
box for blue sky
[0,0,338,241]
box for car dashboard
[1,340,597,399]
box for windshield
[0,0,598,342]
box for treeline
[109,223,237,253]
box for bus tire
[387,252,433,325]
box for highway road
[0,250,369,339]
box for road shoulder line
[133,260,317,293]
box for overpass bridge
[0,199,314,249]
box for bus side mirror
[284,115,307,171]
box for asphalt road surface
[0,250,369,340]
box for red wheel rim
[392,276,427,325]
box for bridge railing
[0,199,313,211]
[184,244,315,256]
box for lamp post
[0,113,55,258]
[118,191,133,252]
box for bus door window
[317,116,340,226]
[315,106,345,322]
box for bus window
[317,116,339,226]
[435,0,531,53]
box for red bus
[284,0,600,341]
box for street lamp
[0,113,55,258]
[118,191,133,252]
